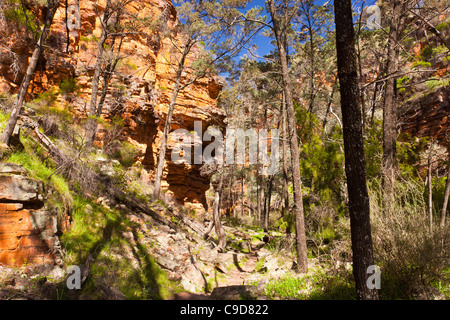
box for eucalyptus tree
[293,0,335,116]
[267,0,308,273]
[334,0,378,300]
[84,0,137,148]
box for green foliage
[369,179,450,299]
[411,60,431,68]
[59,78,79,96]
[80,34,100,43]
[397,133,428,180]
[425,78,450,90]
[29,90,58,108]
[265,269,355,300]
[7,134,73,222]
[274,213,295,234]
[296,106,345,210]
[420,45,434,62]
[36,106,73,124]
[108,140,140,168]
[432,44,448,56]
[397,76,411,93]
[0,110,10,133]
[60,195,180,300]
[123,59,138,71]
[436,21,450,32]
[2,0,40,38]
[426,79,442,90]
[7,147,70,199]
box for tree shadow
[232,253,245,273]
[187,244,209,294]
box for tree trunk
[264,175,274,232]
[153,40,191,198]
[241,171,245,218]
[213,173,227,250]
[427,145,434,231]
[282,92,290,220]
[268,0,308,273]
[96,36,124,118]
[85,0,111,148]
[382,0,404,209]
[259,174,266,227]
[334,0,378,300]
[0,0,60,146]
[322,77,337,133]
[282,94,291,236]
[441,160,450,227]
[227,164,236,217]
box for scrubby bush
[369,179,450,299]
[59,78,79,96]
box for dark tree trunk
[334,0,378,300]
[441,160,450,227]
[427,145,434,231]
[0,0,60,146]
[264,175,274,232]
[268,0,308,273]
[241,172,245,218]
[282,93,290,223]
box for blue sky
[244,0,378,59]
[246,0,333,59]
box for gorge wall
[0,0,225,211]
[0,163,63,267]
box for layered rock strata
[0,0,225,210]
[0,163,62,267]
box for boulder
[0,162,28,175]
[0,175,43,202]
[210,285,264,300]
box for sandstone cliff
[0,0,225,211]
[0,163,63,267]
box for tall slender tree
[85,0,136,148]
[381,0,408,208]
[441,159,450,227]
[268,0,308,273]
[334,0,378,300]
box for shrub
[59,78,79,96]
[0,93,14,113]
[369,179,450,299]
[108,141,140,168]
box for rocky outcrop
[399,84,450,147]
[0,164,62,267]
[0,0,225,211]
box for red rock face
[399,85,450,148]
[0,204,54,266]
[0,0,225,211]
[0,165,63,267]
